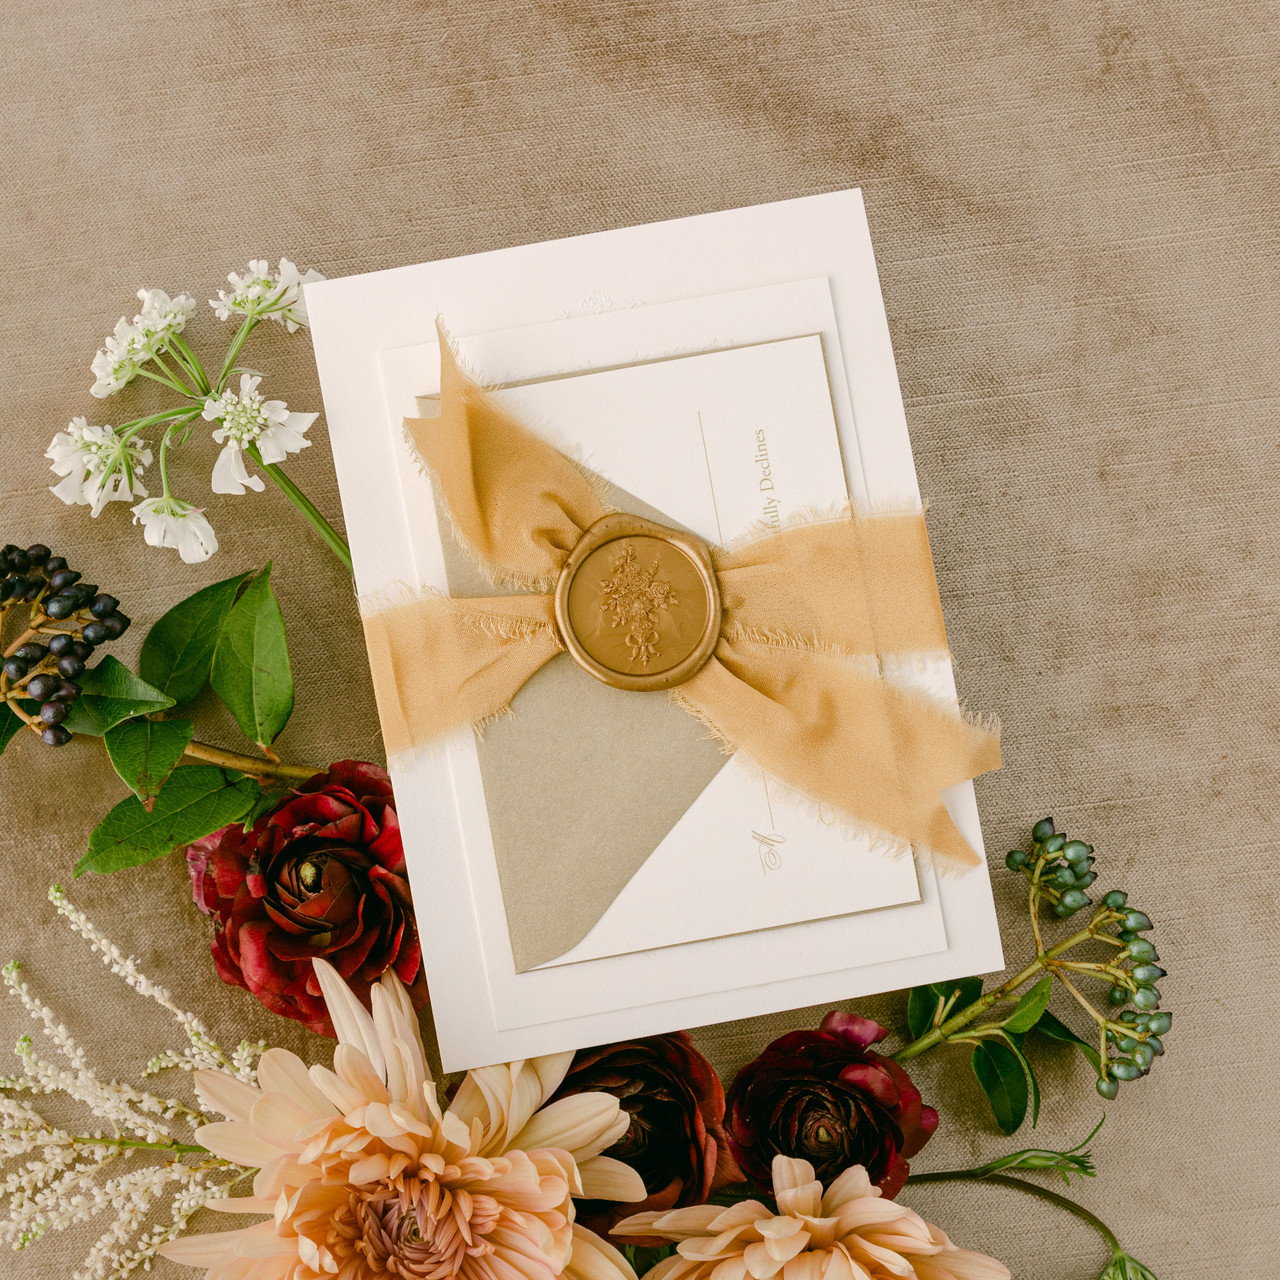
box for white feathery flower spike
[130,496,219,564]
[210,257,325,332]
[46,418,152,516]
[201,373,316,495]
[89,288,196,398]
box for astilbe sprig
[0,887,258,1279]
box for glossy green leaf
[0,704,26,755]
[972,1039,1029,1135]
[140,570,254,704]
[906,976,984,1040]
[60,657,175,736]
[1003,1030,1041,1127]
[74,765,259,876]
[210,564,293,748]
[1004,975,1053,1033]
[103,718,194,804]
[1036,1009,1104,1074]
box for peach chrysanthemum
[161,960,646,1280]
[614,1155,1010,1280]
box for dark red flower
[186,760,427,1036]
[548,1033,742,1241]
[725,1011,937,1199]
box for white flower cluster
[90,289,196,398]
[0,888,263,1279]
[129,498,219,565]
[210,257,324,332]
[46,418,152,517]
[202,372,316,495]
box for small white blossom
[202,372,315,495]
[130,497,218,564]
[210,256,325,332]
[46,418,151,517]
[89,288,196,398]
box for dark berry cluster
[0,543,131,747]
[1006,817,1171,1099]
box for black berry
[89,594,119,619]
[39,701,69,726]
[56,655,84,680]
[51,680,80,702]
[41,725,72,747]
[82,621,109,645]
[44,596,75,620]
[14,643,49,663]
[26,674,57,701]
[42,556,67,575]
[102,614,127,638]
[47,633,75,657]
[70,641,92,662]
[3,657,28,681]
[24,544,50,563]
[48,569,80,591]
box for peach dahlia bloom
[614,1155,1009,1280]
[161,960,646,1280]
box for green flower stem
[135,358,200,402]
[246,444,353,572]
[167,333,211,395]
[906,1169,1122,1261]
[217,317,259,391]
[65,1133,211,1157]
[894,923,1104,1063]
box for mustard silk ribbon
[361,328,1001,870]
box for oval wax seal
[554,513,721,691]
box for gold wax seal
[554,514,721,691]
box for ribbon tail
[362,592,563,760]
[676,636,1000,870]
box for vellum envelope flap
[430,454,730,972]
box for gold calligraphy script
[598,543,678,665]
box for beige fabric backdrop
[2,1,1277,1275]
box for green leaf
[75,766,259,876]
[972,1039,1029,1135]
[1004,1030,1042,1127]
[210,563,294,748]
[906,976,984,1039]
[103,718,194,804]
[239,787,283,834]
[60,657,175,736]
[1003,975,1053,1033]
[1035,1009,1103,1074]
[0,704,26,755]
[140,570,254,704]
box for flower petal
[564,1224,638,1280]
[576,1155,647,1202]
[195,1070,263,1123]
[196,1121,290,1168]
[312,957,386,1079]
[510,1092,627,1162]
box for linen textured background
[2,1,1277,1275]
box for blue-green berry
[1044,833,1066,853]
[1123,910,1153,932]
[1032,818,1055,841]
[1063,840,1092,863]
[1054,867,1076,887]
[1111,1059,1141,1081]
[1005,850,1028,870]
[1132,986,1160,1010]
[1102,890,1128,909]
[1147,1012,1172,1035]
[1127,938,1155,961]
[1108,986,1129,1005]
[1146,1035,1165,1056]
[1061,889,1090,912]
[1131,964,1166,983]
[1131,1043,1154,1071]
[1097,1076,1119,1099]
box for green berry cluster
[1005,817,1170,1101]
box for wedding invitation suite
[306,191,1004,1070]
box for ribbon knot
[362,325,1000,885]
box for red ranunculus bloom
[185,760,428,1036]
[548,1033,742,1241]
[726,1011,938,1199]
